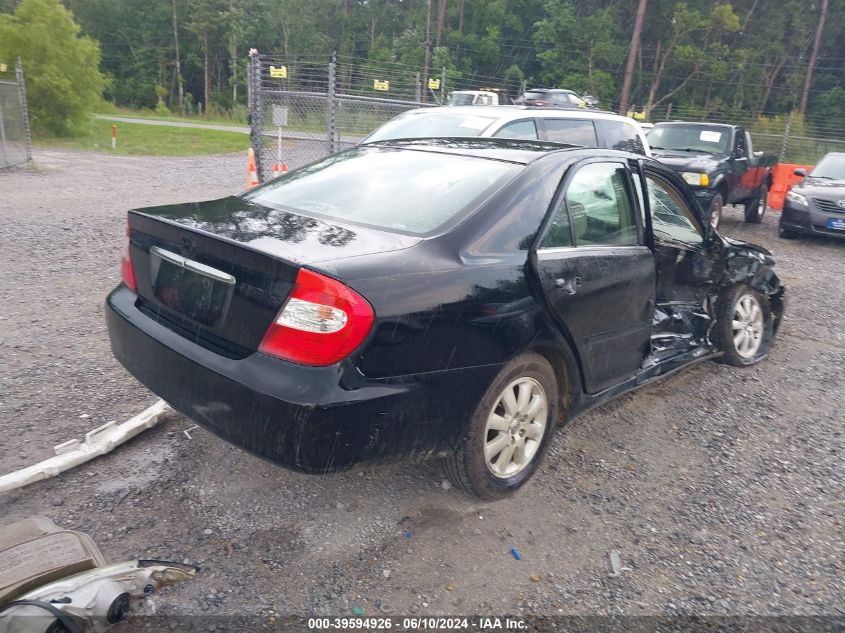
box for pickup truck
[647,122,777,228]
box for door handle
[555,276,581,295]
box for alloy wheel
[732,293,764,358]
[483,377,548,479]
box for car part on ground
[105,138,785,499]
[779,152,845,240]
[0,517,196,633]
[0,400,171,494]
[648,122,776,228]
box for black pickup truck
[647,122,777,228]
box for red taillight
[259,268,374,366]
[121,220,137,292]
[534,100,546,106]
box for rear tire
[778,224,799,239]
[744,188,768,223]
[443,352,558,500]
[713,285,773,367]
[708,194,724,229]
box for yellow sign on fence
[373,79,389,91]
[0,63,7,73]
[428,78,440,90]
[269,65,287,79]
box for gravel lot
[0,149,843,626]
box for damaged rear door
[638,167,717,363]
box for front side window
[733,131,747,157]
[493,120,539,140]
[565,162,637,246]
[645,174,704,245]
[543,119,598,147]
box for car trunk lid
[127,197,419,358]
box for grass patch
[109,106,249,126]
[35,117,249,156]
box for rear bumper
[780,201,845,239]
[106,286,499,472]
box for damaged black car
[106,139,785,499]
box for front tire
[443,352,558,499]
[744,188,768,223]
[709,193,724,229]
[713,285,773,367]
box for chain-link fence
[0,59,32,169]
[247,51,845,181]
[248,52,450,181]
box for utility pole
[171,0,185,115]
[618,0,647,116]
[799,0,828,116]
[423,0,432,104]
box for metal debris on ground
[182,425,199,440]
[0,400,171,494]
[608,549,622,577]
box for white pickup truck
[446,90,499,106]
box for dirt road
[0,150,842,625]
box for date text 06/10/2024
[307,617,528,630]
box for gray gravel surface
[0,149,842,624]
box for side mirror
[793,168,807,177]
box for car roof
[653,121,734,128]
[396,105,640,125]
[368,137,589,165]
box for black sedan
[106,139,785,499]
[780,152,845,239]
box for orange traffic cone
[246,148,259,188]
[282,163,287,173]
[273,163,280,178]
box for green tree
[0,0,107,135]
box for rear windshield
[244,147,520,236]
[811,154,845,180]
[365,111,497,143]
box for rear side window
[543,119,597,147]
[596,120,646,155]
[246,147,520,236]
[493,120,538,140]
[565,162,637,246]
